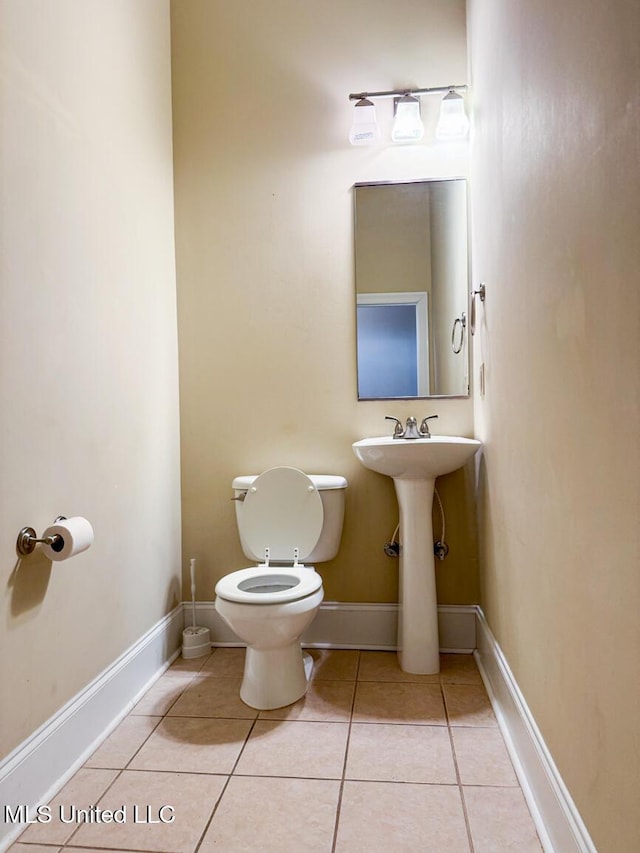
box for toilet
[214,466,347,710]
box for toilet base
[240,644,312,710]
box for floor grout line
[443,680,476,853]
[120,718,164,771]
[329,649,361,853]
[62,767,127,849]
[186,707,260,853]
[64,846,174,853]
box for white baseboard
[0,605,183,852]
[188,600,477,653]
[474,608,597,853]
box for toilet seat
[240,466,324,563]
[215,566,323,604]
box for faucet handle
[419,415,438,437]
[385,416,404,439]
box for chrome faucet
[386,414,439,439]
[403,417,421,439]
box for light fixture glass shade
[435,90,470,140]
[349,98,381,146]
[391,94,424,143]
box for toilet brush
[181,557,211,659]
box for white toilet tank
[232,471,347,564]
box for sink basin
[352,435,481,481]
[352,434,482,675]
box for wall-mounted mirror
[354,178,469,399]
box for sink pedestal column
[394,478,439,674]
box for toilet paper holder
[16,517,67,556]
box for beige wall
[0,1,181,758]
[355,183,433,297]
[430,180,468,393]
[468,1,640,850]
[171,0,477,606]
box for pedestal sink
[352,435,481,674]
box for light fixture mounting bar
[349,84,467,102]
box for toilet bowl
[214,466,347,710]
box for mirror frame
[354,177,471,400]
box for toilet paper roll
[41,517,94,562]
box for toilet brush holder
[182,557,211,659]
[182,625,211,659]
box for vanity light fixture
[435,89,470,140]
[348,84,468,145]
[391,94,424,143]
[349,97,381,145]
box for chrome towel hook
[451,312,466,354]
[470,282,486,336]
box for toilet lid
[241,466,323,562]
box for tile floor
[11,648,543,853]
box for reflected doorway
[356,292,429,398]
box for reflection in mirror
[355,179,469,399]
